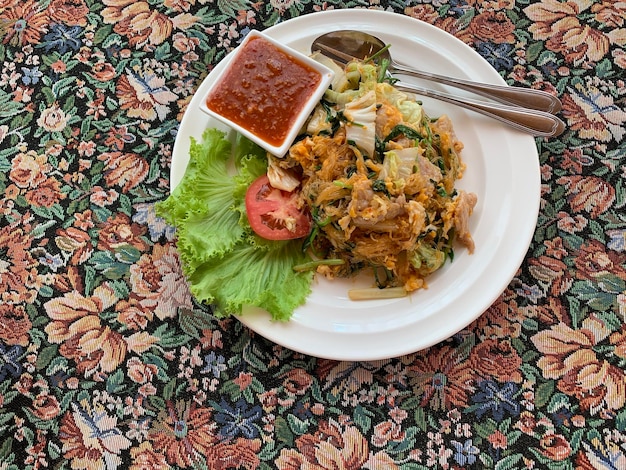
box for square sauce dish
[200,30,335,156]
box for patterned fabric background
[0,0,625,468]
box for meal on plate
[157,49,477,321]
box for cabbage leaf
[380,147,420,184]
[343,90,377,157]
[377,82,423,125]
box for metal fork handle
[394,82,565,137]
[391,62,562,114]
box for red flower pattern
[0,0,625,468]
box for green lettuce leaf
[158,128,244,271]
[156,128,313,321]
[158,128,231,224]
[189,240,313,321]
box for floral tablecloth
[1,0,625,468]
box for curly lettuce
[156,128,313,321]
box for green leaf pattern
[0,0,625,468]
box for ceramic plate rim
[170,9,540,360]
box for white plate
[171,9,540,361]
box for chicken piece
[348,174,375,214]
[351,194,406,229]
[430,115,462,153]
[376,102,404,139]
[431,115,465,175]
[451,190,478,253]
[416,155,443,183]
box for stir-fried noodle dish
[270,54,478,296]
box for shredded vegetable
[280,56,478,293]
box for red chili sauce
[205,36,322,147]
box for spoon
[312,30,562,114]
[311,35,565,137]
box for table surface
[1,0,625,468]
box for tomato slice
[245,175,311,240]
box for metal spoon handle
[395,82,565,137]
[391,62,562,114]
